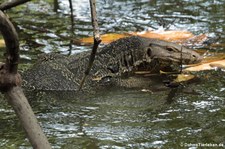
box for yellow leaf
[159,70,179,75]
[209,63,225,69]
[131,30,195,42]
[134,71,152,75]
[79,33,130,45]
[174,74,195,83]
[184,59,225,71]
[0,39,5,47]
[184,52,225,72]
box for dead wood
[79,0,102,90]
[0,10,51,149]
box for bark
[0,11,19,73]
[6,87,52,149]
[79,0,101,90]
[0,10,51,149]
[68,0,75,55]
[89,0,101,41]
[0,0,31,11]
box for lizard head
[144,43,202,65]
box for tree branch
[0,0,31,11]
[0,11,19,74]
[79,0,101,90]
[6,87,52,149]
[0,10,51,149]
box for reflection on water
[0,0,225,148]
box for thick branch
[0,10,51,149]
[0,11,19,74]
[0,0,31,11]
[6,87,52,149]
[79,0,101,90]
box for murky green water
[0,0,225,148]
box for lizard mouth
[145,43,202,65]
[155,54,202,65]
[146,46,202,65]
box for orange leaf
[184,59,225,71]
[77,31,207,48]
[78,33,130,45]
[131,30,195,42]
[78,30,208,46]
[174,74,195,83]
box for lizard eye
[166,47,174,52]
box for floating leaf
[174,74,195,83]
[209,63,225,69]
[78,30,208,45]
[159,70,179,75]
[183,51,225,71]
[0,39,5,47]
[182,34,208,47]
[78,33,130,45]
[184,59,225,71]
[131,30,194,42]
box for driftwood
[0,0,31,11]
[79,0,102,90]
[0,11,51,149]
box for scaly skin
[22,36,202,91]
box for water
[0,0,225,148]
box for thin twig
[68,0,75,55]
[180,46,183,73]
[79,0,101,90]
[68,0,74,27]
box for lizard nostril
[192,55,197,58]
